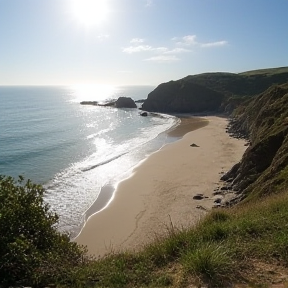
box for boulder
[140,111,148,117]
[214,198,222,204]
[115,97,137,108]
[193,193,204,200]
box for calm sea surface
[0,85,179,236]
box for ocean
[0,85,180,237]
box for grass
[239,66,288,76]
[53,190,288,287]
[181,243,233,283]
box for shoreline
[75,116,247,257]
[74,116,207,238]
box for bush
[0,175,87,287]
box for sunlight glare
[72,0,109,27]
[71,84,116,102]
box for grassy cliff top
[239,66,288,76]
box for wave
[81,152,128,172]
[45,111,180,235]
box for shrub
[0,175,87,287]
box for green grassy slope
[239,66,288,76]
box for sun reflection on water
[70,84,117,102]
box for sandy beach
[75,116,247,257]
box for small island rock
[115,97,137,108]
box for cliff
[222,83,288,202]
[141,80,224,113]
[142,67,288,113]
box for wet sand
[75,116,247,257]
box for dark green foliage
[0,175,87,287]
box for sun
[71,0,109,27]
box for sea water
[0,85,179,236]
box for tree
[0,175,87,287]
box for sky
[0,0,287,86]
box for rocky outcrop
[80,100,116,107]
[115,97,137,108]
[141,67,288,114]
[80,97,137,109]
[141,81,225,113]
[221,83,288,203]
[80,101,99,105]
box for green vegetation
[0,175,89,288]
[2,67,288,287]
[2,180,288,286]
[239,66,288,76]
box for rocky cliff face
[142,67,288,114]
[222,83,288,202]
[141,80,224,113]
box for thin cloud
[123,35,226,63]
[123,45,152,53]
[175,35,198,46]
[130,38,145,44]
[123,44,189,55]
[123,45,168,54]
[201,41,228,47]
[174,35,228,48]
[154,47,169,53]
[144,55,180,63]
[164,48,191,54]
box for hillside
[222,83,288,203]
[142,67,288,113]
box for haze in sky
[0,0,287,86]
